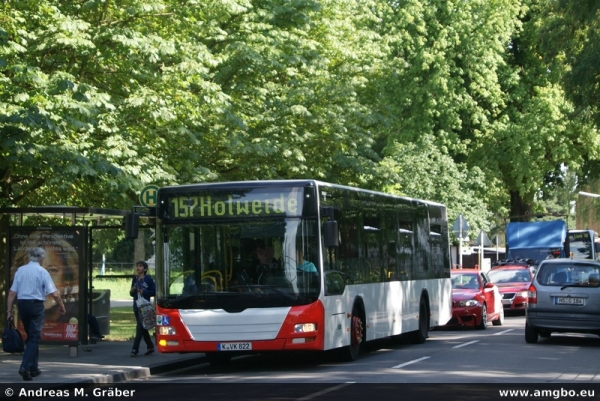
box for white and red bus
[154,180,452,364]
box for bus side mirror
[323,221,339,247]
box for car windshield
[488,269,530,284]
[536,263,600,286]
[452,273,479,289]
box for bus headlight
[294,323,317,333]
[158,326,177,335]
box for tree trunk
[510,190,533,222]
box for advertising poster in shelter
[8,228,85,344]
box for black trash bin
[91,289,111,335]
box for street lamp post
[452,214,470,268]
[579,191,600,198]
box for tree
[536,0,600,190]
[371,0,598,221]
[370,0,520,225]
[477,0,598,221]
[538,0,600,127]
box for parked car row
[443,258,600,345]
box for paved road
[146,315,600,384]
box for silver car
[525,258,600,343]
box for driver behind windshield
[296,247,317,273]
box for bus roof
[158,180,446,208]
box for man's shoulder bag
[2,318,25,353]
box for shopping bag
[2,318,24,353]
[136,297,156,330]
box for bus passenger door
[321,270,352,350]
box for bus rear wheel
[409,297,429,344]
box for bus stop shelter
[1,206,130,353]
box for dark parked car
[525,258,600,343]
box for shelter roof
[0,206,128,225]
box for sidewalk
[0,340,206,384]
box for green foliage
[1,0,599,232]
[375,134,495,240]
[110,231,154,265]
[537,0,600,126]
[106,306,136,342]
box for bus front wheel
[341,305,365,362]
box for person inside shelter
[88,314,104,341]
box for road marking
[493,329,514,335]
[392,356,430,369]
[296,383,352,400]
[453,340,479,348]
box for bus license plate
[217,342,252,351]
[555,297,584,305]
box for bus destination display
[165,188,304,219]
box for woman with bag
[129,261,156,357]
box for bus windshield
[158,218,321,310]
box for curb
[80,368,152,384]
[80,355,208,384]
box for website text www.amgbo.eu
[499,388,595,399]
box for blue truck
[505,220,568,266]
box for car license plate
[502,299,512,305]
[217,342,252,351]
[555,297,584,305]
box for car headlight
[517,291,528,298]
[457,300,479,307]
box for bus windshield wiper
[162,291,225,308]
[263,285,298,301]
[228,284,298,300]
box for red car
[487,264,533,313]
[445,269,504,329]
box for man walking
[6,247,66,381]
